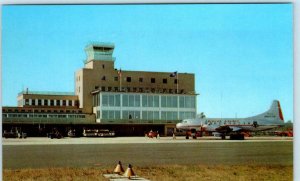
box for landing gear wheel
[221,134,226,140]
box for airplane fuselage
[176,117,283,133]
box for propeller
[252,121,259,128]
[199,121,206,132]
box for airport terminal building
[3,43,197,136]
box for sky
[2,4,293,121]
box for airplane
[176,100,285,140]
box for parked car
[3,129,27,139]
[47,128,63,139]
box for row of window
[95,86,185,94]
[3,109,82,114]
[100,110,195,120]
[22,99,79,107]
[3,113,86,119]
[102,76,178,84]
[97,94,196,108]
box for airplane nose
[176,123,182,129]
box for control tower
[84,42,115,63]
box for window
[102,111,108,119]
[101,86,106,91]
[97,110,100,119]
[174,79,178,84]
[163,78,167,84]
[95,86,99,89]
[115,95,120,106]
[25,99,29,105]
[179,96,196,108]
[102,64,105,69]
[50,100,54,106]
[114,77,118,81]
[151,78,155,83]
[102,76,106,81]
[142,95,159,107]
[63,100,66,106]
[114,87,119,91]
[135,95,140,107]
[129,95,135,107]
[142,111,159,120]
[123,95,128,107]
[122,94,140,107]
[161,96,177,108]
[56,100,60,106]
[75,100,79,107]
[108,87,112,91]
[139,78,143,82]
[139,88,143,92]
[68,100,72,106]
[102,95,108,106]
[32,99,36,106]
[122,110,140,119]
[126,77,131,82]
[44,99,48,106]
[109,95,114,106]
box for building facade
[3,43,197,136]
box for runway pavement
[2,136,293,145]
[3,136,293,169]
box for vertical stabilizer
[248,100,284,121]
[277,101,284,121]
[264,100,284,121]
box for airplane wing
[229,126,242,132]
[214,125,242,133]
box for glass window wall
[142,95,159,107]
[179,96,196,108]
[102,94,121,107]
[161,96,177,108]
[122,110,140,119]
[101,110,121,119]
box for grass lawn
[3,164,293,181]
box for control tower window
[127,77,131,82]
[151,78,156,83]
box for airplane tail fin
[250,100,284,121]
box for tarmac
[2,136,293,145]
[3,136,293,169]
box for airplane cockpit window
[183,120,188,124]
